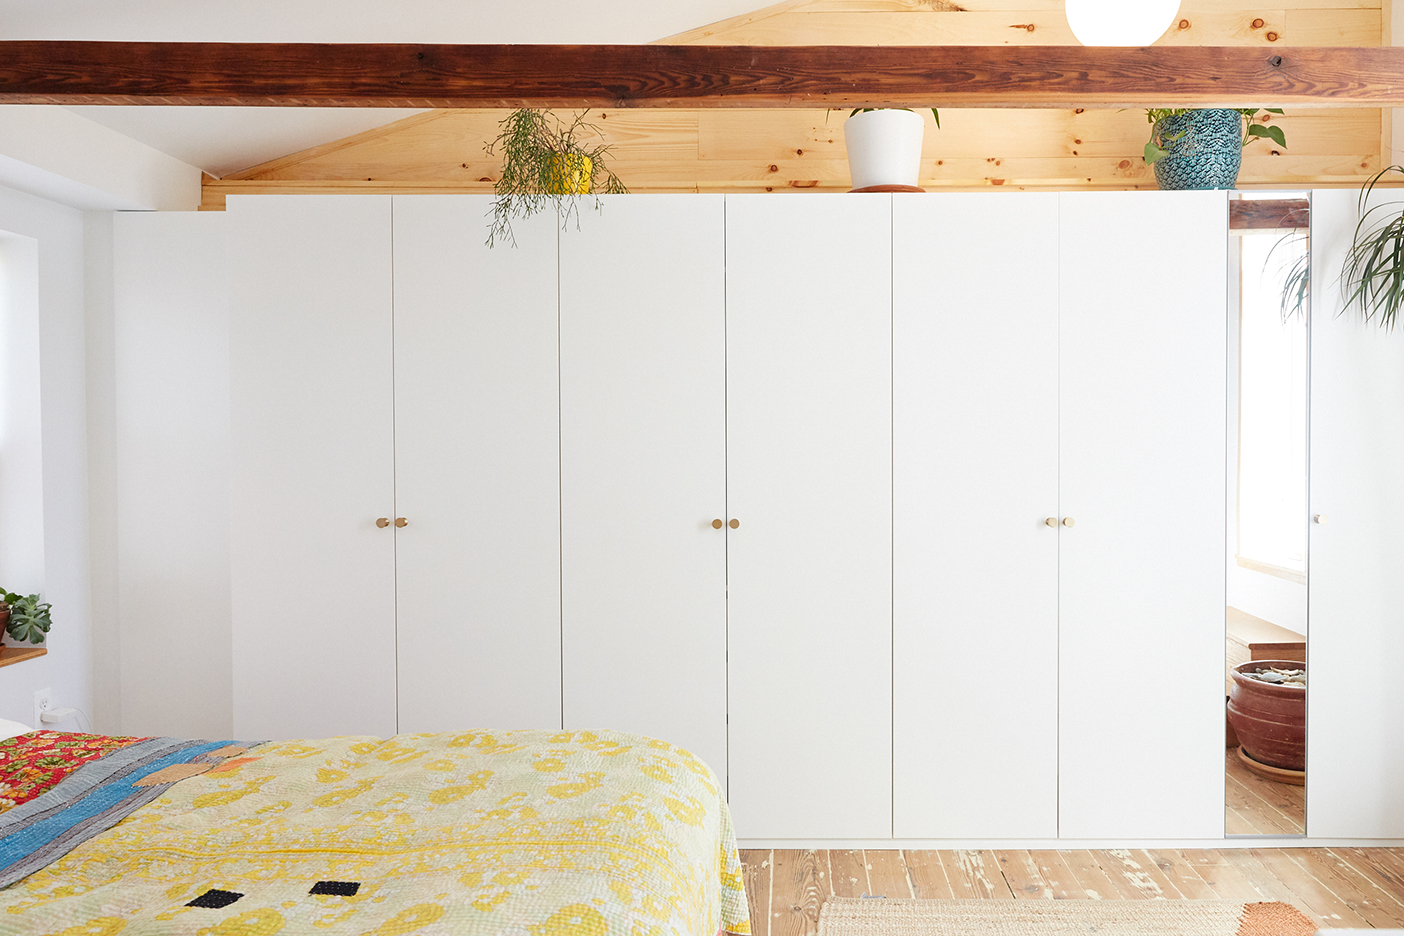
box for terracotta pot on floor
[1227,659,1305,772]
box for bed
[0,726,751,935]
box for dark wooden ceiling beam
[1229,198,1311,232]
[3,42,1404,109]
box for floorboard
[740,848,1404,932]
[1224,747,1306,836]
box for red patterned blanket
[0,731,147,814]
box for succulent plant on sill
[484,109,628,248]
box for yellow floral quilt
[0,730,750,936]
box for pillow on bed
[0,718,33,741]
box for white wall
[85,211,121,732]
[112,212,231,738]
[0,107,201,212]
[0,230,46,597]
[0,182,94,730]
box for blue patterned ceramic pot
[1151,109,1243,191]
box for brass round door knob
[376,518,391,528]
[395,517,408,528]
[1045,517,1058,528]
[712,519,724,529]
[1062,517,1076,528]
[728,519,740,530]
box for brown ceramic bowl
[1227,660,1305,772]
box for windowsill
[0,645,47,668]
[1236,555,1307,585]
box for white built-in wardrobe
[225,190,1229,842]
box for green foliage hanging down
[1,590,52,645]
[485,109,628,248]
[1341,166,1404,330]
[1267,230,1311,323]
[1143,108,1286,166]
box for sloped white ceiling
[63,107,430,178]
[0,0,760,176]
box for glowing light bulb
[1065,0,1182,46]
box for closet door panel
[1058,191,1227,839]
[560,195,727,777]
[726,194,893,840]
[229,195,397,740]
[393,196,562,733]
[1306,189,1404,838]
[892,193,1060,839]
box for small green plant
[819,107,943,126]
[1,590,52,645]
[845,107,941,129]
[1144,108,1286,165]
[1269,231,1311,322]
[1341,165,1404,330]
[485,109,628,248]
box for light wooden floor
[740,848,1404,934]
[1226,746,1307,836]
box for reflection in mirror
[1225,194,1309,837]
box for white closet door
[1306,189,1404,838]
[392,197,561,734]
[229,195,397,740]
[559,196,727,777]
[1058,191,1227,839]
[892,193,1060,839]
[726,194,893,839]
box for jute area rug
[816,897,1317,936]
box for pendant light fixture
[1064,0,1181,46]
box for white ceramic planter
[843,109,926,190]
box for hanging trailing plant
[484,109,628,248]
[1341,166,1404,330]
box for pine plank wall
[201,0,1394,208]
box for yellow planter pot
[547,154,593,194]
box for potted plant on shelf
[1341,166,1404,330]
[843,108,941,192]
[0,590,53,649]
[1143,108,1287,190]
[484,108,628,248]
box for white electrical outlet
[33,688,52,729]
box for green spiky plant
[1341,166,1404,330]
[844,108,941,128]
[1,590,52,645]
[1144,108,1286,165]
[484,109,628,248]
[1263,202,1312,322]
[1273,234,1311,322]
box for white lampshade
[1065,0,1181,46]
